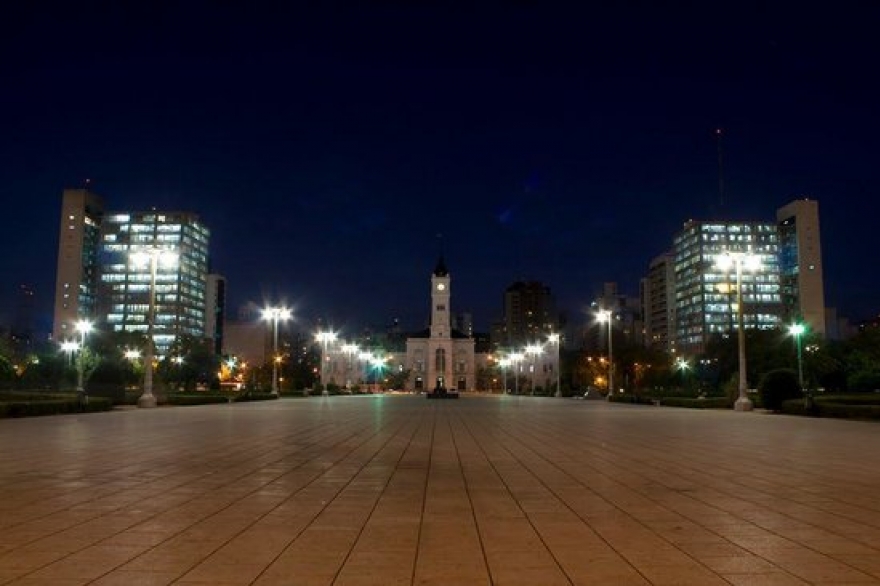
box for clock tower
[405,255,475,395]
[430,256,451,338]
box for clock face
[436,283,446,291]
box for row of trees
[563,325,880,397]
[470,325,880,398]
[0,327,415,396]
[0,330,325,395]
[4,323,880,398]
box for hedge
[781,393,880,420]
[165,394,229,406]
[659,397,730,409]
[0,396,113,418]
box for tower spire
[434,233,447,276]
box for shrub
[232,392,278,402]
[847,370,880,393]
[86,360,128,403]
[758,368,801,412]
[0,395,113,418]
[660,397,730,409]
[166,394,228,406]
[782,394,880,420]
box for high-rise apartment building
[99,210,211,355]
[585,282,643,352]
[777,199,826,336]
[499,281,557,349]
[644,253,676,353]
[53,189,105,341]
[673,220,782,355]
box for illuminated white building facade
[405,257,476,392]
[99,211,210,355]
[673,220,782,355]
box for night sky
[2,3,880,337]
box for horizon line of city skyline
[3,188,872,349]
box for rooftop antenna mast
[715,127,724,210]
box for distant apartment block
[498,280,558,349]
[643,253,676,353]
[777,199,826,336]
[53,189,105,341]
[640,198,827,356]
[585,282,643,352]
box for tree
[758,368,801,411]
[159,335,220,392]
[384,367,411,391]
[0,354,17,390]
[18,354,67,391]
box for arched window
[435,348,446,371]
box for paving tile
[89,569,182,585]
[1,396,880,585]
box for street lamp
[132,248,178,408]
[74,319,93,402]
[315,331,338,393]
[498,357,510,394]
[61,340,79,368]
[548,333,561,397]
[370,355,386,393]
[341,343,359,391]
[262,307,292,396]
[509,352,524,395]
[674,356,691,391]
[596,310,614,400]
[358,351,373,389]
[716,251,761,411]
[674,356,690,376]
[525,344,543,395]
[789,323,808,408]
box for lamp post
[358,351,373,390]
[499,357,510,394]
[548,333,561,397]
[525,344,543,395]
[789,323,808,408]
[61,340,79,368]
[509,352,524,395]
[315,331,338,394]
[674,356,691,390]
[675,356,691,389]
[370,355,386,393]
[716,251,761,412]
[788,323,805,389]
[74,319,93,402]
[132,248,178,408]
[342,343,359,391]
[262,307,292,396]
[597,310,614,400]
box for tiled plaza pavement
[1,396,880,586]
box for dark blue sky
[2,2,879,336]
